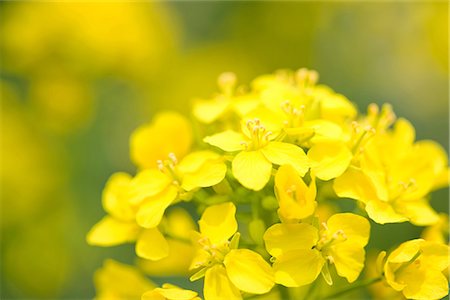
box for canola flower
[88,69,449,300]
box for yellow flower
[129,150,227,228]
[94,259,155,300]
[130,112,193,170]
[204,119,309,191]
[193,72,260,124]
[383,239,450,300]
[334,118,445,225]
[142,284,200,300]
[263,213,370,287]
[87,173,198,261]
[274,164,317,221]
[190,202,275,300]
[421,214,449,244]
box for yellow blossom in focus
[334,115,448,225]
[130,112,193,170]
[94,259,155,300]
[274,164,317,221]
[142,284,200,300]
[263,213,370,287]
[204,119,309,191]
[382,239,450,300]
[190,202,275,300]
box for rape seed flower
[382,239,450,300]
[129,150,227,228]
[274,164,317,221]
[263,213,370,286]
[190,202,275,300]
[142,284,201,300]
[130,112,193,170]
[334,118,445,225]
[94,259,155,300]
[204,119,309,191]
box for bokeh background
[0,2,448,299]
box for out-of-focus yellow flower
[334,116,448,225]
[142,284,201,300]
[421,214,449,244]
[130,112,193,170]
[204,118,309,191]
[382,239,450,300]
[263,213,370,287]
[193,72,259,124]
[274,164,317,221]
[94,259,155,300]
[190,202,275,300]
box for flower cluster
[88,69,449,300]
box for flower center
[241,118,272,150]
[282,100,306,128]
[157,153,181,184]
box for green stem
[321,277,381,299]
[279,286,290,300]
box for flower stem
[321,277,382,299]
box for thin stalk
[321,277,382,299]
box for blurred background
[0,2,448,299]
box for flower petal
[327,213,370,247]
[273,249,324,287]
[308,142,352,181]
[263,223,319,257]
[204,265,241,300]
[128,169,171,205]
[87,216,139,246]
[130,111,192,169]
[261,142,309,176]
[365,200,408,224]
[331,244,365,283]
[136,185,178,228]
[199,202,237,244]
[102,172,135,221]
[204,130,244,152]
[224,249,275,294]
[180,154,227,191]
[333,167,379,204]
[154,287,198,300]
[394,199,439,226]
[136,228,169,261]
[232,150,272,191]
[193,98,229,124]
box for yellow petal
[387,239,423,264]
[139,239,195,277]
[142,290,165,300]
[180,152,227,191]
[330,244,365,283]
[261,142,309,176]
[193,98,229,124]
[102,172,135,221]
[153,287,198,300]
[204,265,241,300]
[421,241,450,271]
[87,216,139,246]
[203,130,244,152]
[224,249,275,294]
[199,202,237,244]
[136,228,169,261]
[400,267,448,300]
[136,185,178,228]
[304,120,345,143]
[275,164,316,220]
[232,150,272,191]
[333,167,379,204]
[130,111,192,169]
[94,259,155,300]
[273,249,324,287]
[164,208,196,240]
[128,169,171,205]
[326,213,370,247]
[263,223,319,257]
[365,200,408,224]
[395,199,439,226]
[308,142,352,181]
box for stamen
[168,152,178,164]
